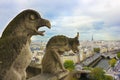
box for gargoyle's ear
[75,32,79,39]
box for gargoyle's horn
[76,32,79,39]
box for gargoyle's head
[69,32,80,53]
[2,9,51,38]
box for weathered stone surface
[28,74,57,80]
[0,9,51,80]
[28,70,69,80]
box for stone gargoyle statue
[41,32,80,79]
[0,9,51,80]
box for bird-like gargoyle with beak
[0,9,51,80]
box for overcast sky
[0,0,120,41]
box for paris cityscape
[0,0,120,80]
[30,38,120,80]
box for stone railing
[28,71,69,80]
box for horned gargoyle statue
[42,32,80,79]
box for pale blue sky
[0,0,120,41]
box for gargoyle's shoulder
[46,35,69,48]
[49,35,68,41]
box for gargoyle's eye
[29,14,37,20]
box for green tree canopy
[94,48,100,53]
[64,60,75,71]
[105,75,113,80]
[90,67,105,80]
[109,58,117,67]
[117,52,120,59]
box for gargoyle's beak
[41,18,51,29]
[35,18,51,36]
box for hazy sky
[0,0,120,41]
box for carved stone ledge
[28,70,69,80]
